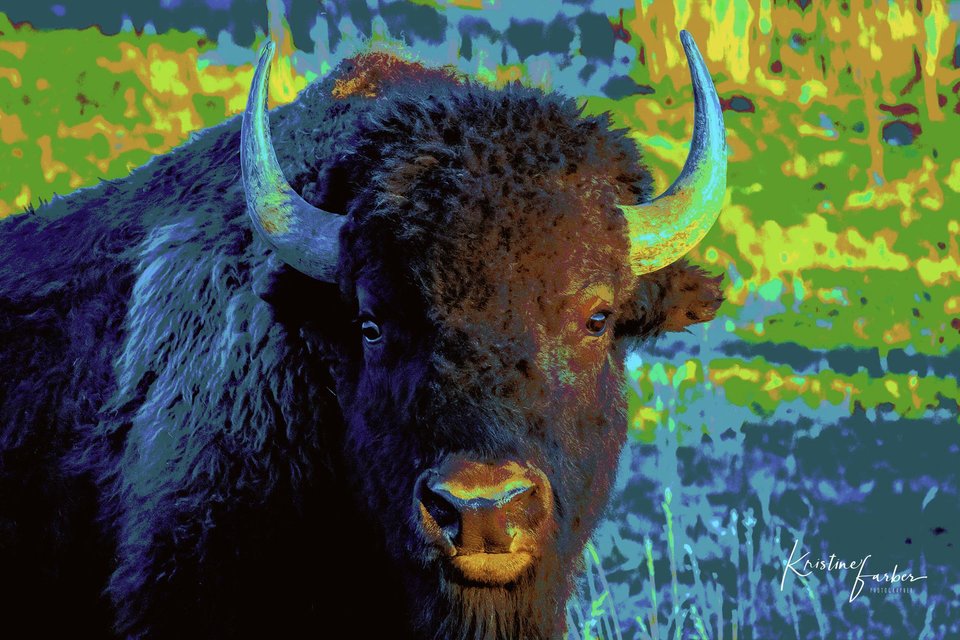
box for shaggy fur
[0,53,722,638]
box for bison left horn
[621,31,727,276]
[241,40,345,282]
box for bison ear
[615,259,724,339]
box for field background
[1,0,958,637]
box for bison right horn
[620,30,727,276]
[241,40,345,282]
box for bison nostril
[418,483,461,542]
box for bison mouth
[419,545,566,640]
[447,550,535,586]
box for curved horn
[620,30,727,276]
[241,40,345,282]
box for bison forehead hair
[339,77,651,309]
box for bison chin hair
[411,546,570,640]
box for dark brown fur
[0,53,722,639]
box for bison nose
[415,459,550,554]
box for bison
[0,31,725,639]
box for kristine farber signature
[780,540,928,602]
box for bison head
[240,33,725,640]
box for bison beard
[0,42,724,639]
[429,569,561,640]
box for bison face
[241,33,725,640]
[322,77,723,636]
[333,204,635,638]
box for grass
[566,351,958,639]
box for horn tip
[258,39,276,62]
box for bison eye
[585,311,611,336]
[361,319,383,344]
